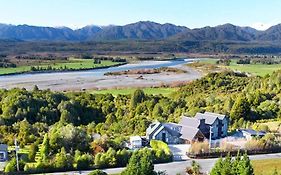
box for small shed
[130,136,143,149]
[0,144,8,162]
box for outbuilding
[0,144,8,162]
[239,129,266,140]
[129,136,143,149]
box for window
[0,152,5,160]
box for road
[36,153,281,175]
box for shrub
[244,139,264,151]
[28,142,39,161]
[189,141,210,154]
[76,153,93,170]
[220,140,235,152]
[89,169,108,175]
[150,140,172,163]
[4,158,25,172]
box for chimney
[199,118,205,127]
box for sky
[0,0,280,30]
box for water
[1,58,194,78]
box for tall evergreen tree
[230,95,250,121]
[210,157,223,175]
[130,89,145,109]
[238,153,254,175]
[40,134,50,162]
[221,154,232,175]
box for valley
[0,59,201,91]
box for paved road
[36,153,281,175]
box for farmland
[91,87,177,96]
[0,58,121,75]
[195,58,281,76]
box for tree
[210,157,223,175]
[230,95,250,121]
[33,85,39,91]
[121,149,156,175]
[89,170,108,175]
[76,154,92,170]
[221,154,232,175]
[40,134,50,162]
[139,150,154,175]
[28,142,39,161]
[17,119,32,147]
[130,89,145,109]
[4,158,25,172]
[54,147,73,170]
[231,151,241,175]
[238,153,254,175]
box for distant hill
[0,24,78,41]
[0,21,188,41]
[171,24,259,41]
[75,25,102,40]
[0,21,281,42]
[256,24,281,41]
[91,21,189,40]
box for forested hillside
[0,70,280,172]
[0,71,280,144]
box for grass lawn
[0,59,120,75]
[199,58,281,76]
[91,87,177,96]
[252,158,281,175]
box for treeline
[80,54,127,62]
[4,39,281,55]
[15,55,68,60]
[0,56,16,68]
[237,58,281,65]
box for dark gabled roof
[180,126,202,141]
[179,116,200,128]
[204,112,227,120]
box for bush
[4,158,25,172]
[76,153,93,170]
[245,139,264,151]
[150,140,171,155]
[28,142,39,161]
[189,141,210,154]
[89,169,108,175]
[150,140,172,163]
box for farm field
[0,59,120,75]
[199,58,281,76]
[252,158,281,175]
[91,87,177,96]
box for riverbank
[0,59,123,76]
[0,62,126,77]
[0,60,202,91]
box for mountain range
[0,21,281,42]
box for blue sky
[0,0,280,30]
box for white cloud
[250,22,273,31]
